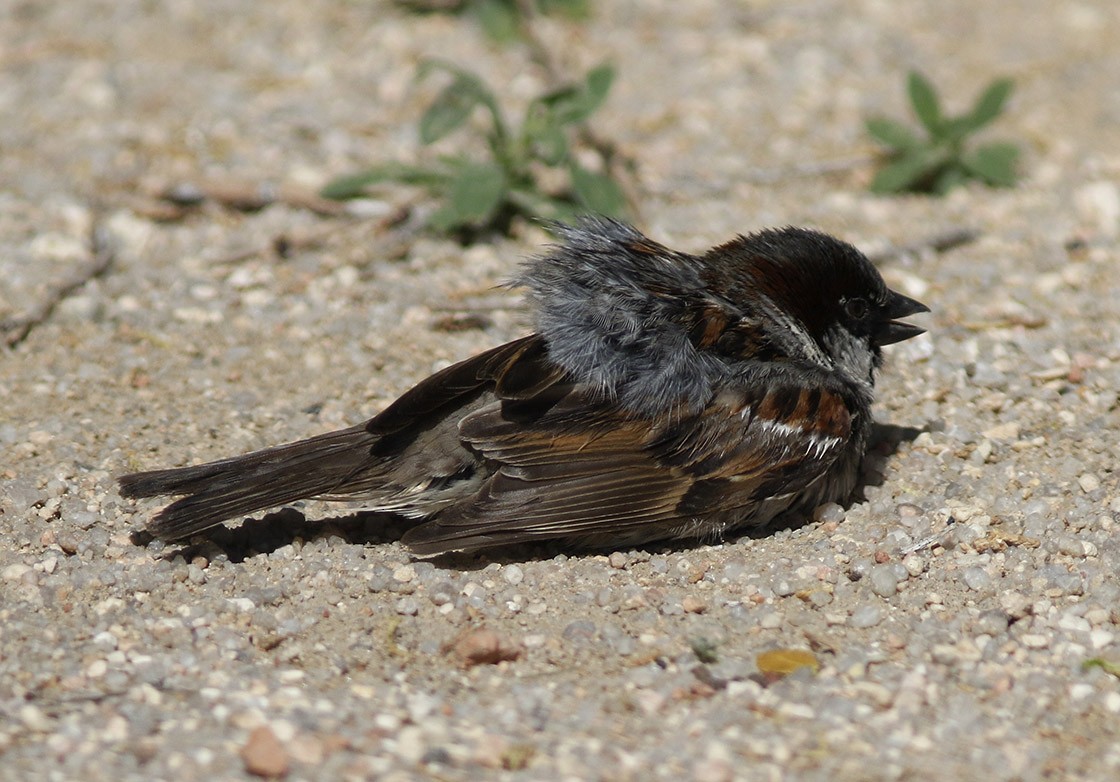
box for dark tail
[118,424,379,541]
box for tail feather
[118,424,380,541]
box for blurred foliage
[689,636,721,664]
[867,70,1019,195]
[323,60,625,235]
[397,0,589,44]
[1083,658,1120,678]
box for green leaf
[540,0,589,19]
[690,636,720,664]
[1083,658,1120,678]
[865,117,921,151]
[320,162,453,199]
[963,77,1014,133]
[583,64,615,114]
[570,164,626,216]
[427,204,465,233]
[418,60,507,144]
[870,148,942,194]
[538,64,615,126]
[938,116,975,145]
[420,83,482,144]
[473,0,520,43]
[433,160,507,229]
[537,84,580,119]
[907,70,943,136]
[506,188,577,222]
[930,164,968,195]
[530,120,570,165]
[962,141,1020,187]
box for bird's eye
[844,297,870,320]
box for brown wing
[124,335,556,540]
[325,334,565,505]
[364,334,551,439]
[401,374,855,555]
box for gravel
[3,1,1120,780]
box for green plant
[322,60,626,235]
[689,636,720,664]
[397,0,589,44]
[866,71,1019,195]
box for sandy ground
[3,1,1120,780]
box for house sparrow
[119,217,928,555]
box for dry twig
[2,213,116,348]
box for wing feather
[402,372,857,554]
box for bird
[118,217,928,556]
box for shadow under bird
[119,217,928,556]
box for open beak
[875,290,930,346]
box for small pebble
[448,629,522,667]
[867,564,900,598]
[682,596,708,614]
[848,557,874,582]
[394,726,426,763]
[961,567,991,592]
[1090,630,1115,649]
[902,554,926,577]
[849,605,882,628]
[772,579,795,597]
[1056,536,1094,557]
[241,725,289,778]
[1057,613,1090,633]
[759,613,783,630]
[2,564,32,582]
[562,620,597,642]
[1077,473,1101,493]
[19,704,53,732]
[813,503,845,523]
[393,565,416,583]
[973,610,1010,636]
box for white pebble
[1078,473,1101,493]
[393,726,426,763]
[813,503,845,523]
[1057,536,1095,557]
[902,554,926,577]
[759,612,782,629]
[849,604,882,628]
[374,712,401,732]
[19,704,53,732]
[1058,614,1091,633]
[226,598,256,613]
[502,564,524,586]
[1075,180,1120,237]
[1090,630,1115,649]
[2,564,32,581]
[867,564,899,597]
[961,567,991,592]
[1069,683,1095,701]
[392,565,416,583]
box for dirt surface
[3,2,1120,780]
